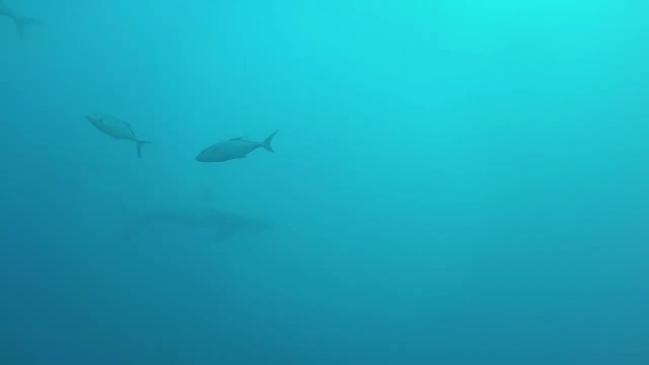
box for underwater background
[2,0,649,364]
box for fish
[124,207,271,243]
[87,113,151,158]
[196,131,278,162]
[0,1,41,38]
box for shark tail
[261,130,278,152]
[14,17,41,38]
[136,140,152,158]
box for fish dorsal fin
[229,137,245,141]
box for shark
[124,207,271,243]
[0,1,40,38]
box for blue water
[2,1,649,364]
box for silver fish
[196,131,278,162]
[87,113,151,158]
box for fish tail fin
[14,17,42,38]
[261,130,278,152]
[136,140,152,158]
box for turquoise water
[2,1,648,364]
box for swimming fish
[0,1,40,38]
[196,131,278,162]
[124,207,271,243]
[87,113,151,158]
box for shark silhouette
[124,207,271,243]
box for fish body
[0,1,16,18]
[196,131,277,162]
[87,113,151,157]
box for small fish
[0,1,41,38]
[87,113,151,158]
[196,131,278,162]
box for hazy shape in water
[195,130,278,162]
[124,207,271,243]
[87,113,152,158]
[0,0,41,38]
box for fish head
[195,149,210,162]
[86,113,104,128]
